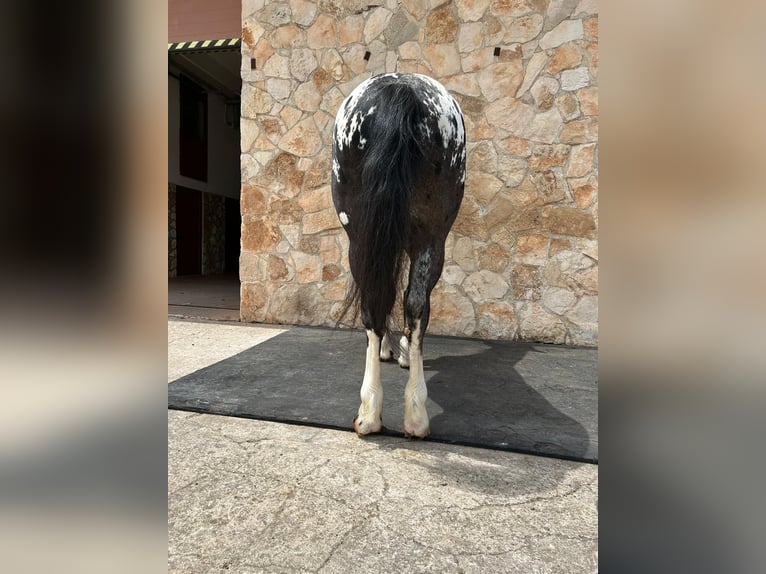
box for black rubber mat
[168,326,598,463]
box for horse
[331,73,466,438]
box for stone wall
[240,0,598,345]
[203,192,227,275]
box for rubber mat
[168,326,598,462]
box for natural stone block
[464,269,510,301]
[289,0,317,26]
[541,206,596,237]
[468,117,495,140]
[515,233,548,265]
[546,42,582,75]
[242,219,282,252]
[294,81,322,111]
[422,44,461,76]
[559,117,598,143]
[458,22,484,53]
[477,300,517,339]
[338,14,365,45]
[561,66,590,91]
[567,144,595,178]
[298,185,332,213]
[545,0,580,31]
[364,7,393,43]
[442,73,482,97]
[529,144,569,170]
[477,243,510,272]
[242,21,265,49]
[496,155,528,187]
[569,176,597,208]
[462,48,496,73]
[303,207,341,234]
[279,118,322,156]
[510,264,542,300]
[555,91,581,121]
[455,0,491,22]
[260,2,292,27]
[426,4,458,43]
[441,264,466,286]
[577,86,597,116]
[290,49,318,82]
[499,135,532,157]
[518,301,566,343]
[271,25,305,48]
[268,255,290,280]
[241,185,266,215]
[240,282,268,321]
[242,85,274,117]
[539,19,584,50]
[308,14,337,48]
[265,78,292,101]
[429,288,477,336]
[516,50,548,97]
[504,13,544,44]
[292,251,321,283]
[387,9,419,46]
[401,0,427,20]
[530,76,559,111]
[477,60,524,101]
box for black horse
[332,73,466,438]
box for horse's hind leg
[402,239,445,438]
[354,326,384,435]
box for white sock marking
[380,331,393,360]
[357,329,383,434]
[338,211,349,226]
[403,320,429,437]
[398,335,410,368]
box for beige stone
[461,48,495,73]
[322,49,346,80]
[577,86,598,116]
[242,219,282,252]
[468,117,495,140]
[455,0,491,22]
[539,19,584,50]
[477,243,510,272]
[566,295,597,328]
[265,78,292,101]
[402,0,427,19]
[241,118,260,153]
[242,85,274,117]
[458,22,484,53]
[477,300,517,339]
[269,198,303,225]
[261,152,304,197]
[294,81,322,112]
[398,41,421,60]
[441,264,466,286]
[289,0,317,26]
[263,53,291,79]
[452,196,489,240]
[504,13,544,43]
[559,117,598,143]
[570,176,597,208]
[292,251,322,283]
[303,155,331,190]
[464,270,509,301]
[298,185,332,213]
[468,141,498,173]
[429,289,477,336]
[279,118,322,156]
[268,255,290,280]
[279,106,303,129]
[310,68,334,95]
[266,283,323,325]
[252,37,275,64]
[518,301,567,343]
[515,233,548,265]
[561,66,590,91]
[466,172,504,205]
[241,185,266,216]
[364,7,393,43]
[541,206,596,237]
[290,49,318,82]
[496,155,528,187]
[241,153,260,181]
[555,91,581,121]
[529,76,557,109]
[499,135,532,157]
[486,97,535,133]
[528,144,569,171]
[442,73,482,97]
[426,4,458,43]
[422,44,461,76]
[549,237,572,256]
[576,0,597,16]
[546,42,582,75]
[271,24,304,48]
[452,236,478,272]
[338,14,364,45]
[515,51,548,98]
[510,264,542,300]
[321,87,346,116]
[320,235,340,263]
[307,14,337,48]
[490,0,547,17]
[303,207,342,234]
[583,15,598,42]
[476,60,524,102]
[240,282,268,321]
[567,144,595,178]
[530,169,567,204]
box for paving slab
[168,318,598,573]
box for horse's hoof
[397,356,410,369]
[403,427,430,439]
[353,416,382,436]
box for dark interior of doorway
[176,185,202,276]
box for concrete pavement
[168,318,598,573]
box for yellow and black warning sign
[167,38,240,53]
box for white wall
[168,75,240,199]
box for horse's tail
[343,82,426,331]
